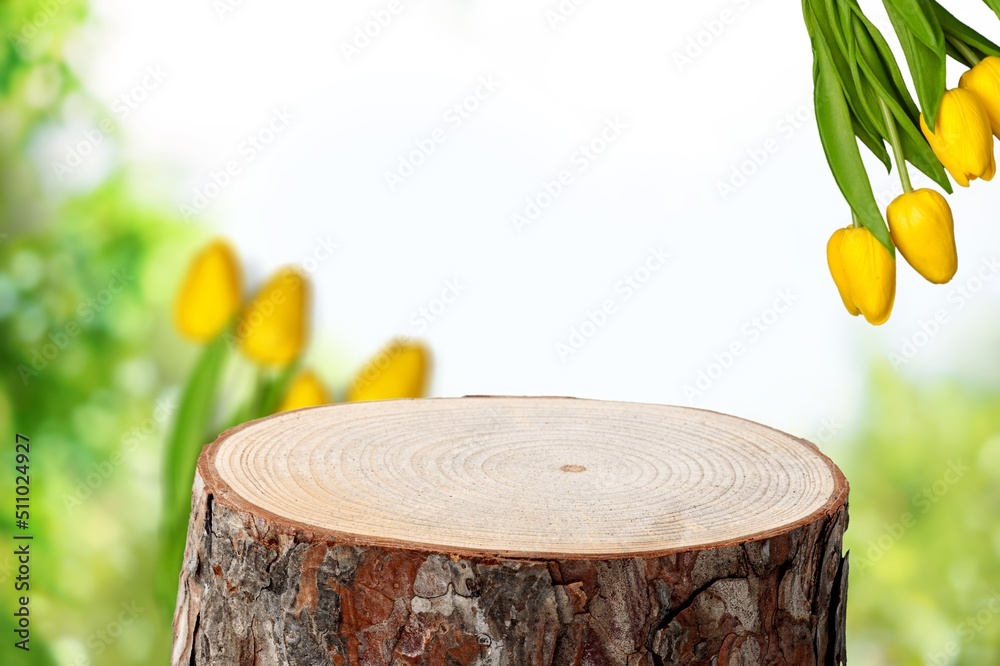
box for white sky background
[56,0,1000,442]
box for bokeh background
[3,0,1000,663]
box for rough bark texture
[172,470,849,666]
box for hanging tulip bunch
[156,238,431,616]
[803,0,1000,324]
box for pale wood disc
[203,396,846,558]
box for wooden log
[171,397,848,666]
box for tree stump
[171,397,848,665]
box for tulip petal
[827,228,861,317]
[840,227,896,325]
[237,268,310,366]
[887,189,958,284]
[960,56,1000,138]
[347,339,431,402]
[278,370,331,412]
[174,239,243,342]
[921,88,996,188]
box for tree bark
[171,397,849,665]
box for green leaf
[897,114,954,193]
[838,0,857,60]
[806,0,886,148]
[882,0,946,129]
[839,1,882,142]
[838,15,892,171]
[849,2,920,121]
[258,363,300,417]
[818,0,849,59]
[851,15,953,192]
[932,2,1000,58]
[155,333,229,618]
[883,0,943,47]
[944,41,973,67]
[161,335,229,518]
[216,361,300,434]
[809,10,893,252]
[851,52,891,143]
[844,48,892,171]
[853,116,893,172]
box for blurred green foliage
[834,366,1000,665]
[1,1,999,665]
[1,1,200,664]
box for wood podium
[171,397,848,665]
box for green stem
[851,211,862,229]
[878,97,913,193]
[250,366,266,417]
[258,362,299,417]
[947,34,981,66]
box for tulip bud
[347,339,431,402]
[826,226,896,325]
[174,239,242,342]
[277,370,331,412]
[960,56,1000,139]
[826,229,861,317]
[237,268,310,366]
[887,189,957,284]
[920,88,996,187]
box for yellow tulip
[960,56,1000,138]
[920,88,996,187]
[277,370,331,412]
[826,229,861,317]
[826,226,896,325]
[236,268,309,365]
[346,339,431,402]
[174,239,242,342]
[887,189,957,284]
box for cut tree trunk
[172,397,849,666]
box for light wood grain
[208,396,842,557]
